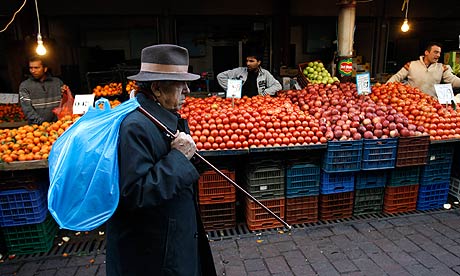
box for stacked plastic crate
[320,140,362,221]
[355,138,398,215]
[0,176,58,255]
[449,143,460,201]
[384,136,430,214]
[198,169,236,231]
[284,161,320,225]
[243,160,285,230]
[417,143,454,210]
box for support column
[336,0,356,82]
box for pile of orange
[0,104,26,123]
[0,115,80,163]
[92,82,122,97]
[125,80,138,94]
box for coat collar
[136,92,179,134]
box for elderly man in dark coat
[106,44,217,276]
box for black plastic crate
[353,187,384,216]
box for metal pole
[137,106,292,230]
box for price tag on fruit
[73,94,95,114]
[356,72,371,95]
[0,93,19,104]
[226,79,242,99]
[434,84,455,104]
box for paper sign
[73,94,95,114]
[0,93,19,104]
[226,79,242,99]
[356,72,371,95]
[434,84,455,104]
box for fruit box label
[338,58,353,76]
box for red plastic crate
[383,184,419,214]
[285,196,318,224]
[198,169,236,204]
[245,198,285,231]
[395,136,430,167]
[319,192,354,221]
[199,202,236,231]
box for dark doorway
[212,46,239,92]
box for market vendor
[19,56,68,124]
[386,42,460,99]
[217,51,282,97]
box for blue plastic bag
[48,97,140,231]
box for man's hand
[61,84,70,94]
[170,132,197,160]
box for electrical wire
[34,0,41,34]
[0,0,28,33]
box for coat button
[194,233,198,238]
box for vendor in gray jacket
[217,53,282,97]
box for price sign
[434,84,455,104]
[356,72,371,95]
[0,93,19,104]
[226,79,242,99]
[73,94,95,114]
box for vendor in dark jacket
[106,44,217,276]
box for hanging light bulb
[34,0,46,55]
[400,0,410,33]
[401,19,410,32]
[36,33,47,55]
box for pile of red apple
[181,81,460,151]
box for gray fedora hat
[127,44,200,81]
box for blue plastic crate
[322,140,363,173]
[355,170,387,189]
[361,138,398,170]
[320,171,355,194]
[286,163,320,198]
[0,186,48,227]
[388,166,420,187]
[420,162,452,186]
[416,182,449,211]
[426,144,454,166]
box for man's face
[425,45,441,64]
[29,60,47,80]
[246,56,261,72]
[154,81,190,111]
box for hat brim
[127,71,200,81]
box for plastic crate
[0,185,48,227]
[86,70,123,97]
[420,162,452,186]
[426,143,454,166]
[3,215,58,255]
[361,138,398,170]
[244,162,284,200]
[198,169,236,204]
[353,187,384,216]
[199,202,236,231]
[245,198,285,231]
[383,184,419,214]
[355,170,387,189]
[285,163,320,198]
[449,177,460,201]
[320,171,354,194]
[285,196,318,224]
[319,192,354,221]
[322,140,363,172]
[395,135,430,167]
[388,166,420,187]
[416,182,449,211]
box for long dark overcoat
[106,93,216,276]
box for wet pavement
[1,207,460,275]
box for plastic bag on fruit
[48,97,140,231]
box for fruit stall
[1,69,460,256]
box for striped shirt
[19,75,63,124]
